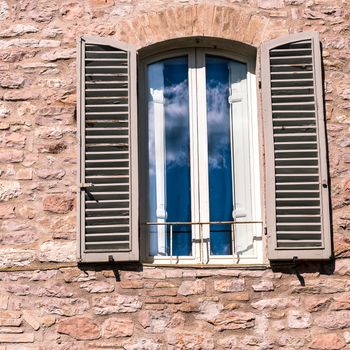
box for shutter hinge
[258,80,262,89]
[264,227,267,236]
[79,183,93,189]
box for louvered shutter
[77,36,139,262]
[261,32,331,260]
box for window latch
[228,94,242,104]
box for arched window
[139,46,262,264]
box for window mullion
[188,49,201,263]
[195,49,210,264]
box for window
[77,33,332,264]
[139,49,262,264]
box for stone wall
[0,0,349,348]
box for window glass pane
[147,56,192,256]
[206,55,233,255]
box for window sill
[141,262,270,269]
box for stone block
[209,311,255,331]
[102,317,134,338]
[42,195,74,214]
[258,0,284,9]
[291,279,350,294]
[41,48,76,61]
[309,333,346,350]
[0,103,9,118]
[0,151,24,163]
[3,90,40,101]
[0,24,38,38]
[195,300,223,321]
[4,131,26,148]
[0,181,21,202]
[224,292,250,301]
[35,168,65,180]
[287,310,312,329]
[0,121,9,129]
[0,1,9,20]
[38,297,89,316]
[252,280,275,292]
[0,295,8,310]
[57,316,100,340]
[80,281,115,293]
[39,241,76,262]
[0,327,24,333]
[330,292,350,311]
[0,39,60,49]
[0,231,36,245]
[314,311,350,329]
[344,331,350,343]
[22,310,40,331]
[15,168,33,180]
[119,280,144,290]
[252,297,300,310]
[142,269,166,279]
[41,315,56,328]
[0,311,21,319]
[38,141,68,154]
[124,338,162,350]
[0,74,25,88]
[0,204,15,219]
[0,318,22,326]
[168,333,214,350]
[0,333,34,343]
[145,288,177,297]
[165,269,183,278]
[178,280,206,296]
[214,279,245,292]
[304,296,331,312]
[34,285,73,298]
[93,295,142,315]
[0,248,35,268]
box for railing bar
[200,223,204,265]
[231,223,235,264]
[170,224,173,265]
[144,221,263,225]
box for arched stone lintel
[138,36,257,60]
[115,3,271,50]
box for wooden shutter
[261,32,331,260]
[77,36,139,262]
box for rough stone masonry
[0,0,349,349]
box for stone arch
[113,4,271,49]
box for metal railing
[143,220,263,264]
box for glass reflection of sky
[206,56,234,255]
[147,54,241,257]
[148,57,192,256]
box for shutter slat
[78,36,138,262]
[262,32,331,260]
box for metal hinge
[79,183,93,189]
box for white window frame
[139,47,263,265]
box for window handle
[156,208,167,221]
